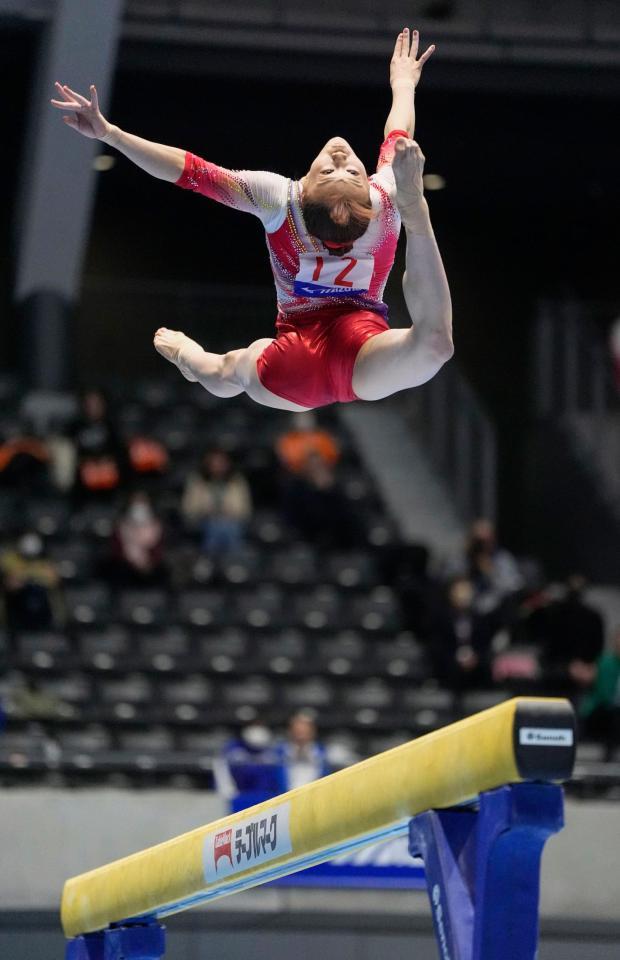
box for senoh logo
[214,829,233,872]
[519,727,574,747]
[204,802,293,885]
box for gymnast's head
[301,137,373,256]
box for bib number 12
[294,253,374,298]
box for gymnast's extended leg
[153,328,311,412]
[351,137,453,401]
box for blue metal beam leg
[66,921,166,960]
[409,782,564,960]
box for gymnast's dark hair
[302,182,374,257]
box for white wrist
[100,124,121,148]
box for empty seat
[269,545,318,586]
[251,512,287,545]
[118,726,175,753]
[220,547,261,586]
[118,590,169,628]
[69,504,117,539]
[48,541,95,583]
[295,586,342,631]
[25,498,70,538]
[98,674,153,721]
[16,632,72,670]
[138,628,190,671]
[373,634,429,680]
[65,584,111,626]
[342,679,394,711]
[0,731,50,767]
[177,590,227,628]
[179,727,235,756]
[160,675,213,706]
[326,552,376,590]
[282,677,334,709]
[78,627,131,671]
[235,585,286,630]
[401,687,456,731]
[199,629,249,672]
[349,587,401,633]
[57,725,112,753]
[221,676,274,707]
[257,630,306,662]
[314,632,367,677]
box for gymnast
[51,28,452,411]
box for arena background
[0,2,619,958]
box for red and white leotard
[176,130,407,407]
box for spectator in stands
[580,626,620,760]
[215,724,281,807]
[0,692,6,733]
[12,677,66,720]
[0,426,49,492]
[531,575,605,698]
[71,388,126,498]
[276,412,340,475]
[106,491,167,586]
[0,533,64,632]
[181,448,252,554]
[281,451,360,547]
[275,711,329,790]
[127,435,169,482]
[448,518,523,617]
[425,577,500,693]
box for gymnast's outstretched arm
[51,82,288,225]
[384,28,435,140]
[50,82,186,181]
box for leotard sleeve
[176,152,289,233]
[370,129,410,198]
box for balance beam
[61,696,575,938]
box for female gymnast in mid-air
[51,28,452,412]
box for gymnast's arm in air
[384,27,435,139]
[50,82,185,180]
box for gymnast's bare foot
[392,137,431,234]
[153,328,200,382]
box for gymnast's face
[303,138,370,198]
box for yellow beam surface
[61,697,575,937]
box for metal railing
[533,299,620,511]
[411,360,497,524]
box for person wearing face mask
[0,532,64,632]
[51,29,452,411]
[107,491,167,587]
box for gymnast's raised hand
[50,29,452,411]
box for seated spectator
[275,711,329,791]
[127,435,169,480]
[447,518,523,618]
[215,724,281,808]
[281,451,360,548]
[580,626,620,760]
[276,411,340,475]
[0,427,49,492]
[425,577,501,693]
[531,574,605,698]
[71,388,126,498]
[0,533,63,632]
[12,677,66,720]
[181,448,252,555]
[106,491,167,586]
